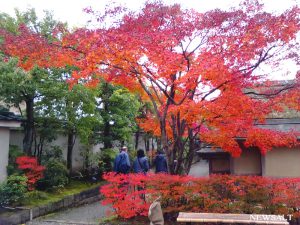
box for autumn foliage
[101,172,300,219]
[16,156,45,190]
[1,0,300,174]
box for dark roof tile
[0,111,23,121]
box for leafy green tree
[0,58,38,154]
[35,67,101,172]
[0,9,66,155]
[0,9,141,173]
[0,8,65,37]
[95,82,141,149]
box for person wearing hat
[113,146,131,174]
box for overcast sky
[1,0,299,27]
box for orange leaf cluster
[1,0,300,158]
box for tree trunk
[160,119,174,173]
[103,120,112,149]
[156,137,161,151]
[103,85,113,149]
[84,146,90,171]
[184,128,197,174]
[135,127,140,150]
[23,98,34,155]
[67,129,75,173]
[144,135,150,152]
[160,113,197,175]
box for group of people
[113,146,168,174]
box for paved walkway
[26,201,111,225]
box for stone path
[26,201,111,225]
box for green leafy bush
[0,175,27,206]
[7,145,24,176]
[80,148,117,180]
[98,148,118,175]
[22,190,48,205]
[39,159,69,190]
[42,146,65,163]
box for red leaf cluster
[101,173,300,219]
[16,156,45,190]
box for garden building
[194,118,300,177]
[0,110,22,181]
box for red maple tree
[66,1,300,174]
[16,156,45,190]
[1,1,300,174]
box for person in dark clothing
[154,150,168,173]
[0,218,11,225]
[133,149,149,174]
[113,146,131,174]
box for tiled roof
[197,118,300,154]
[255,118,300,132]
[0,111,23,121]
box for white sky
[0,0,299,80]
[1,0,299,27]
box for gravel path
[26,201,111,225]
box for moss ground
[21,180,103,207]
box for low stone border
[0,185,101,225]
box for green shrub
[7,145,24,176]
[98,148,118,175]
[39,159,69,190]
[80,148,117,180]
[42,146,65,163]
[0,175,27,206]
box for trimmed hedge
[101,173,300,219]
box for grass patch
[21,180,103,207]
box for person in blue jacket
[133,149,149,174]
[154,150,168,173]
[113,146,131,174]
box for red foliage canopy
[16,156,45,190]
[1,0,300,173]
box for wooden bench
[177,212,290,225]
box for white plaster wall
[263,147,300,178]
[189,159,209,177]
[9,130,86,170]
[0,128,10,182]
[92,143,103,153]
[9,129,23,147]
[43,135,86,170]
[231,148,262,175]
[9,130,154,171]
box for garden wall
[0,128,10,182]
[9,129,153,171]
[262,147,300,177]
